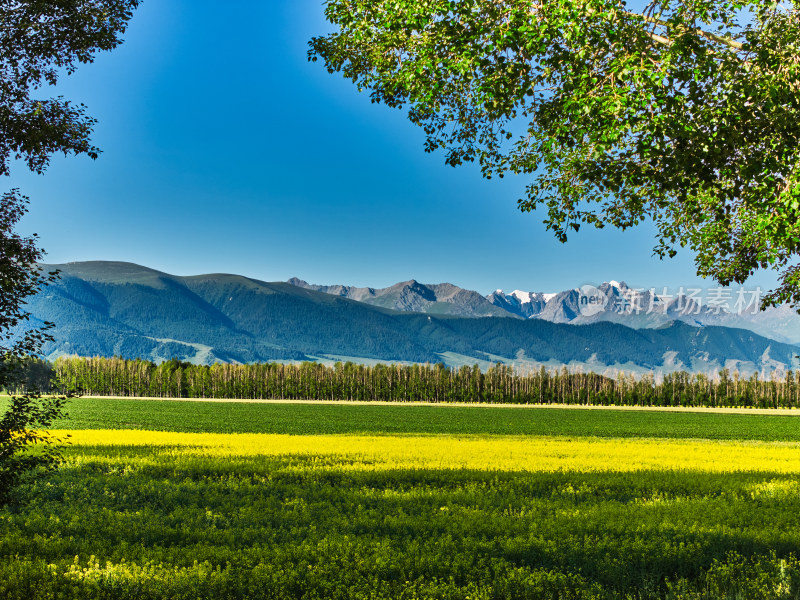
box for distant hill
[22,261,800,375]
[488,281,800,344]
[296,275,800,345]
[288,277,516,318]
[485,289,549,319]
[32,262,439,364]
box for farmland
[48,396,800,441]
[2,399,800,598]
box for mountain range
[20,261,800,375]
[288,278,512,318]
[289,277,800,345]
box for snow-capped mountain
[287,276,800,345]
[485,289,549,319]
[27,262,800,375]
[489,281,800,345]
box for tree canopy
[309,0,800,307]
[0,0,140,175]
[0,0,139,503]
[0,189,57,377]
[0,0,141,362]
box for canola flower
[6,429,800,599]
[54,429,800,474]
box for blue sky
[9,0,776,295]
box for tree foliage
[0,0,140,175]
[309,0,800,306]
[0,189,68,504]
[0,191,57,370]
[0,0,139,504]
[50,354,800,409]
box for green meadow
[2,398,800,599]
[45,396,800,440]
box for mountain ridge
[288,277,517,318]
[290,275,800,345]
[21,261,800,375]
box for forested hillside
[24,261,800,374]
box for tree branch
[622,10,744,50]
[527,3,745,51]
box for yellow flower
[52,429,800,474]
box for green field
[46,396,800,440]
[3,398,800,599]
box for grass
[3,431,800,599]
[4,398,800,598]
[37,396,800,441]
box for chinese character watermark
[576,284,762,317]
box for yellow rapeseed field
[56,429,800,474]
[8,427,800,599]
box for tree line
[4,356,798,408]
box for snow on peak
[495,288,556,304]
[608,280,621,288]
[510,290,535,304]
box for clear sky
[9,0,777,296]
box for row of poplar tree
[13,355,800,408]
